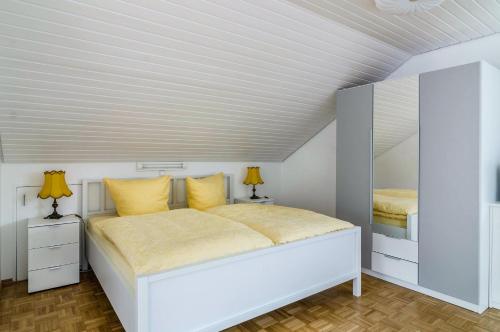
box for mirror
[372,76,419,241]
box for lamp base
[44,198,64,219]
[250,185,261,200]
[44,211,64,220]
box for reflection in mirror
[373,76,419,242]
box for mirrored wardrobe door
[372,76,419,242]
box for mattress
[205,204,354,244]
[87,213,135,288]
[95,209,273,275]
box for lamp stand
[45,198,63,219]
[250,185,261,200]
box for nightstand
[28,215,80,293]
[234,197,274,205]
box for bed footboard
[136,227,361,332]
[407,213,419,241]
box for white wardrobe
[336,61,500,313]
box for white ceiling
[287,0,500,55]
[373,75,418,157]
[0,0,498,163]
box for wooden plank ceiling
[373,75,419,157]
[0,0,498,163]
[288,0,500,55]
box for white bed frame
[373,213,418,241]
[407,213,418,241]
[82,175,362,332]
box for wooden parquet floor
[1,272,500,332]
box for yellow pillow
[186,173,227,210]
[104,176,171,217]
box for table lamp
[243,166,264,199]
[38,170,73,219]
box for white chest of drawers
[28,215,80,293]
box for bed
[82,174,362,332]
[373,189,418,241]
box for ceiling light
[374,0,444,15]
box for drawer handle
[383,254,402,261]
[47,245,63,249]
[48,266,62,271]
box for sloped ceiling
[0,0,498,163]
[373,75,418,157]
[287,0,500,54]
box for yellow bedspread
[373,210,407,222]
[373,214,407,228]
[373,189,418,218]
[205,204,353,244]
[88,213,119,236]
[98,209,273,275]
[87,213,136,287]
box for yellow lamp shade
[243,167,264,185]
[38,171,73,199]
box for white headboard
[81,174,234,219]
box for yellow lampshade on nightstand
[243,166,264,199]
[38,170,73,219]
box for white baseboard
[490,301,500,310]
[362,268,488,314]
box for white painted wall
[389,34,500,79]
[0,162,281,279]
[374,133,418,190]
[281,121,336,217]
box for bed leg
[353,274,361,297]
[353,227,362,297]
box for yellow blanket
[373,211,407,221]
[373,189,418,218]
[205,204,353,244]
[98,209,273,275]
[88,213,119,236]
